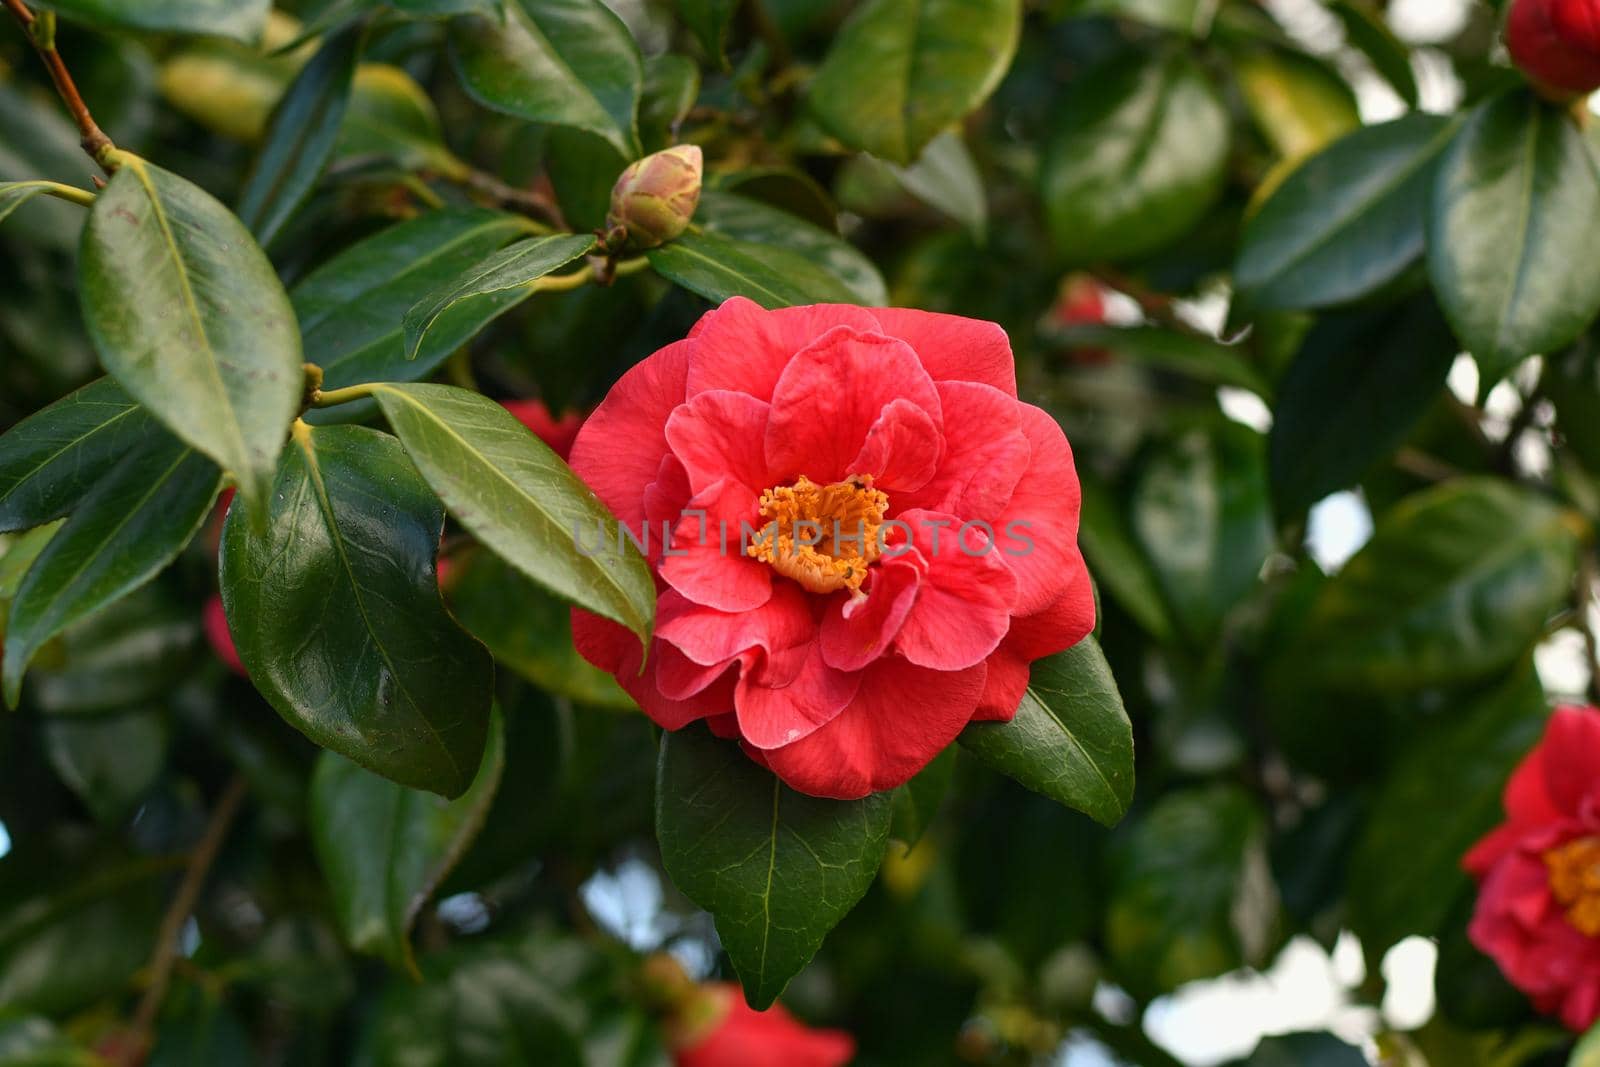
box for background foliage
[1,0,1597,1064]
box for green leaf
[959,638,1134,827]
[43,708,168,825]
[311,705,505,976]
[292,208,534,409]
[1428,91,1600,386]
[1042,50,1230,264]
[647,231,861,308]
[2,433,220,708]
[1130,423,1273,643]
[1346,666,1546,954]
[447,548,634,709]
[402,233,595,360]
[0,377,151,533]
[238,19,363,247]
[0,849,170,1015]
[1236,113,1457,311]
[677,0,739,66]
[656,727,893,1008]
[1575,1022,1600,1067]
[1244,1033,1367,1067]
[1045,324,1271,397]
[883,130,987,240]
[28,586,200,715]
[1105,784,1271,998]
[808,0,1022,165]
[0,524,62,602]
[35,0,269,41]
[693,189,887,305]
[1329,0,1418,108]
[1072,0,1218,35]
[79,156,302,518]
[219,423,494,798]
[1233,48,1359,162]
[449,0,643,157]
[340,64,465,175]
[0,86,90,252]
[1297,478,1582,691]
[1268,298,1457,516]
[372,383,655,646]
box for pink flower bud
[606,145,703,249]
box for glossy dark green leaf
[237,19,363,247]
[959,638,1134,826]
[2,434,220,708]
[544,126,628,231]
[1042,50,1229,264]
[403,233,595,360]
[889,746,955,849]
[43,708,168,825]
[808,0,1022,165]
[35,0,269,41]
[293,209,534,409]
[656,728,893,1008]
[372,384,654,645]
[1297,479,1582,691]
[1234,48,1359,162]
[79,156,302,517]
[1346,667,1546,954]
[1105,784,1271,998]
[219,423,493,798]
[340,64,465,174]
[677,0,739,66]
[29,586,200,715]
[648,231,860,308]
[0,377,151,533]
[311,705,504,975]
[1428,91,1600,385]
[1130,423,1273,643]
[1244,1033,1367,1067]
[0,849,169,1015]
[1268,298,1457,516]
[449,0,643,157]
[447,548,633,709]
[694,190,887,305]
[1237,114,1456,310]
[1329,0,1418,107]
[639,54,700,152]
[1046,324,1270,396]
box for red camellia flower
[204,594,246,677]
[673,984,853,1067]
[1463,706,1600,1031]
[1050,273,1111,366]
[568,297,1095,799]
[502,398,584,461]
[1506,0,1600,95]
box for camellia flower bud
[606,145,703,249]
[1506,0,1600,97]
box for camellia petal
[686,296,880,401]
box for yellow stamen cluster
[1545,836,1600,937]
[747,475,888,596]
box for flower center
[1545,836,1600,937]
[746,475,888,596]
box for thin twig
[451,167,565,229]
[122,776,248,1062]
[2,0,115,168]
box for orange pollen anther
[1545,836,1600,938]
[747,475,889,597]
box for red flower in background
[568,297,1094,799]
[502,398,584,461]
[1464,706,1600,1030]
[1049,273,1112,366]
[1506,0,1600,95]
[674,985,853,1067]
[204,594,246,676]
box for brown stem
[453,168,566,229]
[121,776,248,1063]
[3,0,115,169]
